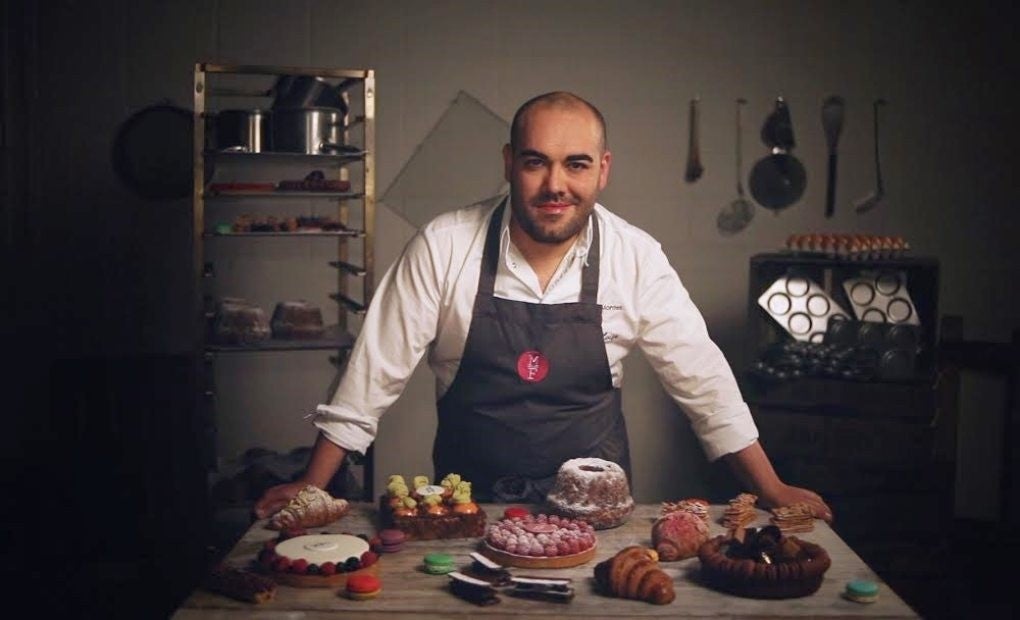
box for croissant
[268,485,349,530]
[593,545,675,605]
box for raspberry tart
[480,513,597,568]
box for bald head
[510,91,607,153]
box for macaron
[345,574,382,600]
[842,580,879,604]
[377,529,407,553]
[423,552,456,575]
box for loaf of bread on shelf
[593,545,675,605]
[268,484,349,530]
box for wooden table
[174,503,919,618]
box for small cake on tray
[378,473,487,540]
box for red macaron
[345,574,382,600]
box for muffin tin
[841,270,921,327]
[757,275,852,343]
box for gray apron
[433,201,631,502]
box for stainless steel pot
[211,109,272,153]
[271,107,347,155]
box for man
[255,91,833,522]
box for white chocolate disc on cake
[416,484,445,497]
[275,534,368,565]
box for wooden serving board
[265,562,378,589]
[478,541,597,569]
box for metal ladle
[821,95,845,218]
[684,97,704,183]
[855,98,888,213]
[717,98,754,235]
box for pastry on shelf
[270,300,325,339]
[267,484,349,530]
[210,298,270,345]
[378,473,486,540]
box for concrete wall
[10,1,1018,514]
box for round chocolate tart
[697,529,831,599]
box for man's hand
[757,483,833,524]
[253,481,307,520]
[722,441,834,524]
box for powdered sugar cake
[545,457,634,529]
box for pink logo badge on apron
[516,350,549,383]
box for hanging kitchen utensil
[821,95,845,218]
[855,98,888,213]
[683,97,704,183]
[717,98,755,235]
[112,100,214,200]
[749,97,806,211]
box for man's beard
[510,197,594,244]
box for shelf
[329,260,366,276]
[205,149,366,163]
[204,324,355,353]
[203,229,363,238]
[205,190,363,200]
[330,292,367,314]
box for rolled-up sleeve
[313,229,442,454]
[634,247,758,461]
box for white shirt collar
[498,194,594,267]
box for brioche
[594,545,675,605]
[268,484,349,530]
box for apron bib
[434,201,630,501]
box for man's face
[503,104,611,246]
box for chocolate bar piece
[448,571,500,606]
[468,552,512,586]
[510,576,575,602]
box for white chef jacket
[312,198,758,462]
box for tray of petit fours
[379,473,487,540]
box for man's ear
[598,150,612,190]
[503,143,515,183]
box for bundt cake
[544,458,634,530]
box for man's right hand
[253,481,307,520]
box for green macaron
[423,552,456,575]
[843,580,879,603]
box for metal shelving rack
[192,63,375,499]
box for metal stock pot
[210,109,272,153]
[270,107,348,155]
